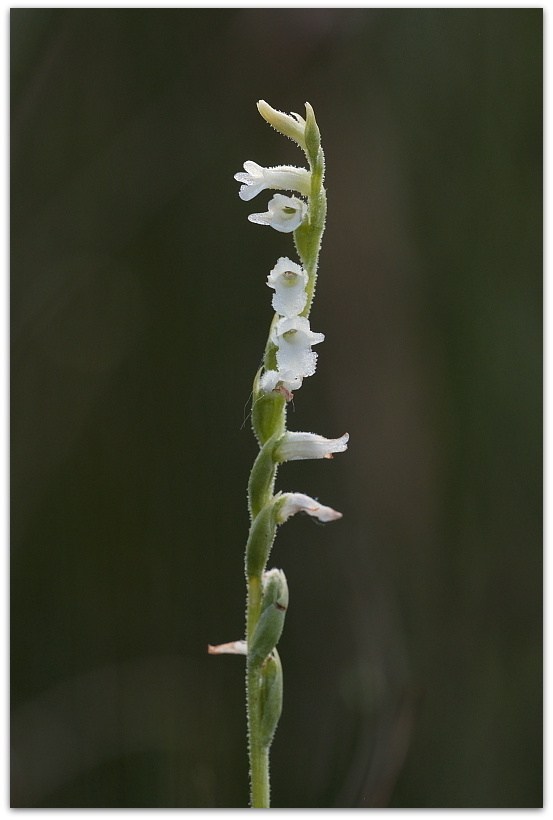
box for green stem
[295,148,326,319]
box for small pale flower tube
[249,194,307,233]
[277,492,343,523]
[267,257,308,317]
[274,431,349,462]
[235,161,311,201]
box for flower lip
[234,161,311,201]
[274,431,349,462]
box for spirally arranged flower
[267,257,308,317]
[248,194,307,233]
[272,315,323,378]
[277,492,343,523]
[234,161,311,201]
[274,431,350,462]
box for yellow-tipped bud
[257,100,307,151]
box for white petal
[244,160,263,176]
[259,369,280,393]
[274,431,349,462]
[278,492,342,523]
[239,182,265,202]
[277,345,318,378]
[248,211,272,226]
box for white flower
[267,257,308,317]
[259,317,324,399]
[271,316,324,378]
[207,640,248,655]
[274,431,349,462]
[235,161,311,201]
[248,194,307,233]
[277,492,342,523]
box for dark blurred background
[10,8,542,808]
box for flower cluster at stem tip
[234,102,329,399]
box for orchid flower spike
[277,492,343,523]
[274,431,350,462]
[267,257,308,317]
[235,161,311,202]
[216,101,345,809]
[249,194,307,233]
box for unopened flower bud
[260,568,289,611]
[257,100,307,150]
[304,102,322,163]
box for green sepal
[248,432,282,519]
[245,496,285,578]
[259,650,283,748]
[248,572,288,668]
